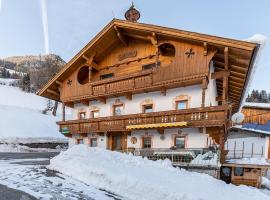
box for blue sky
[0,0,269,91]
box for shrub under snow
[48,145,269,200]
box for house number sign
[118,50,137,61]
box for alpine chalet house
[38,6,260,166]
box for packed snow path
[0,152,122,200]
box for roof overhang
[38,19,259,113]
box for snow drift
[0,78,67,139]
[49,145,269,200]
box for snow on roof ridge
[239,34,268,111]
[244,102,270,109]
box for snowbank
[48,145,269,200]
[0,80,71,139]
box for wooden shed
[220,163,269,188]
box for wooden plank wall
[242,107,270,125]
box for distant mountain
[0,54,66,74]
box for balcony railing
[62,69,206,102]
[58,105,229,135]
[117,147,220,168]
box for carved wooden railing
[58,106,229,135]
[90,70,153,96]
[62,69,206,102]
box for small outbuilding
[220,163,269,188]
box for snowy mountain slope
[0,78,66,139]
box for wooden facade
[38,18,260,164]
[242,105,270,125]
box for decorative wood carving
[118,50,137,61]
[185,48,195,58]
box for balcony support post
[201,77,208,107]
[62,102,66,122]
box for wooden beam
[157,128,164,135]
[114,26,128,46]
[222,47,229,105]
[80,99,89,106]
[65,102,74,108]
[148,32,158,46]
[125,93,132,100]
[82,53,98,70]
[97,97,106,104]
[62,102,66,122]
[203,42,208,56]
[55,80,62,86]
[211,70,230,80]
[160,86,166,96]
[47,89,59,97]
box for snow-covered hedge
[48,145,269,200]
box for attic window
[159,43,175,57]
[100,73,114,80]
[77,66,89,85]
[142,62,160,70]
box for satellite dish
[231,112,245,123]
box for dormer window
[100,73,114,80]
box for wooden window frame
[89,138,98,147]
[113,103,124,116]
[142,137,152,149]
[142,104,154,113]
[78,111,86,120]
[174,136,186,149]
[77,139,84,145]
[175,100,188,110]
[100,73,114,80]
[90,109,100,118]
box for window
[77,66,89,85]
[176,100,188,110]
[78,112,86,120]
[142,137,152,149]
[100,73,114,80]
[143,104,153,113]
[158,43,175,57]
[91,110,99,118]
[175,136,185,149]
[142,62,160,70]
[113,104,124,116]
[77,139,84,144]
[90,138,97,147]
[234,167,244,176]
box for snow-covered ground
[0,153,120,200]
[0,78,69,151]
[48,145,270,200]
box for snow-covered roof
[239,34,268,111]
[226,158,270,166]
[233,123,270,135]
[243,102,270,109]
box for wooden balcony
[62,69,206,103]
[58,105,229,135]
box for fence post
[242,141,244,158]
[234,140,236,159]
[251,143,254,158]
[262,146,264,158]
